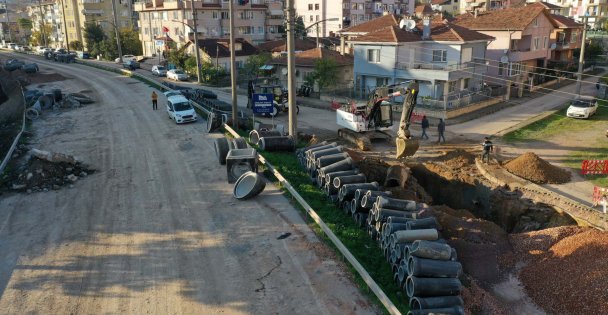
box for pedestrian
[420,115,429,140]
[437,118,446,143]
[601,195,607,214]
[481,136,494,163]
[597,80,600,90]
[151,91,158,110]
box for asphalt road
[0,52,377,314]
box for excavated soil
[511,227,608,314]
[504,152,571,184]
[435,149,476,169]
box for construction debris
[503,152,571,184]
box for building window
[359,14,364,21]
[533,37,540,50]
[221,11,229,19]
[213,11,218,19]
[448,81,457,93]
[543,36,548,48]
[352,3,358,9]
[144,27,149,35]
[510,39,518,51]
[343,3,348,9]
[310,15,313,22]
[571,31,578,43]
[258,26,263,34]
[236,60,244,68]
[174,27,180,35]
[463,78,470,89]
[533,17,538,27]
[432,50,447,62]
[162,12,168,21]
[316,15,319,21]
[308,4,312,10]
[498,62,505,76]
[367,49,380,63]
[315,3,319,10]
[173,11,178,20]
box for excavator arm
[395,81,420,158]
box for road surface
[0,52,377,314]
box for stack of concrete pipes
[297,143,465,315]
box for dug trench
[355,150,581,314]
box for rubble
[504,152,571,184]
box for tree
[29,24,53,46]
[310,58,338,95]
[242,52,272,78]
[284,14,307,39]
[167,48,188,69]
[69,40,83,51]
[83,23,106,55]
[119,27,143,55]
[17,18,32,31]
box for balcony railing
[394,61,473,71]
[555,41,571,49]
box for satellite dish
[281,68,288,76]
[402,20,416,30]
[399,19,406,29]
[550,43,557,50]
[500,55,509,63]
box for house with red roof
[549,14,583,63]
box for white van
[166,95,197,124]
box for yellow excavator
[335,81,420,158]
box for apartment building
[134,0,285,57]
[26,0,65,48]
[295,0,415,39]
[63,0,136,49]
[533,0,607,27]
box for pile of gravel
[504,152,571,184]
[516,228,608,313]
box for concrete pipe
[376,196,417,212]
[317,152,350,169]
[375,208,417,223]
[354,189,366,203]
[409,240,452,261]
[214,138,230,165]
[305,142,337,159]
[338,182,380,202]
[393,272,402,288]
[406,217,439,231]
[333,174,367,189]
[385,223,409,237]
[342,200,351,215]
[316,174,325,188]
[390,249,398,264]
[355,213,368,228]
[325,170,360,186]
[350,199,358,216]
[405,276,462,298]
[407,256,463,278]
[403,244,411,262]
[407,306,465,315]
[319,157,354,178]
[309,147,343,163]
[233,171,266,200]
[326,182,339,196]
[249,130,281,145]
[398,264,408,285]
[259,136,295,152]
[384,165,410,188]
[409,296,464,310]
[394,229,439,243]
[360,195,375,209]
[450,247,458,261]
[388,216,417,224]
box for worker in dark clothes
[151,91,158,110]
[420,115,429,140]
[437,118,446,144]
[482,137,494,163]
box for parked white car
[167,69,188,81]
[163,90,182,98]
[152,65,167,76]
[166,95,197,124]
[115,54,136,63]
[566,97,598,119]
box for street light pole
[286,0,297,139]
[304,18,338,49]
[229,0,237,128]
[60,0,69,50]
[190,0,202,84]
[110,0,123,63]
[575,15,588,97]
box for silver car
[167,69,188,81]
[152,65,167,76]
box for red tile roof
[350,25,422,43]
[415,4,434,15]
[454,2,554,31]
[431,0,451,5]
[256,39,317,53]
[271,47,354,67]
[340,14,399,34]
[550,14,583,28]
[197,38,258,58]
[350,20,494,43]
[539,1,563,9]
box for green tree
[69,40,83,51]
[17,18,32,31]
[310,58,338,95]
[119,27,143,55]
[284,14,307,39]
[242,52,272,78]
[83,22,106,55]
[167,48,188,69]
[29,24,53,46]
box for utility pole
[316,23,319,48]
[5,0,12,42]
[37,0,48,47]
[286,0,297,139]
[229,0,237,128]
[60,0,68,50]
[190,0,202,84]
[575,15,588,97]
[110,0,123,62]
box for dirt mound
[517,228,608,313]
[437,149,476,168]
[504,152,571,184]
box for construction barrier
[592,186,608,207]
[581,160,608,175]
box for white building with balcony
[27,0,64,48]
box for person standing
[481,137,494,163]
[151,91,158,110]
[437,118,446,143]
[420,115,429,140]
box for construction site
[1,47,607,315]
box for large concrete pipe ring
[249,130,281,145]
[324,170,360,187]
[375,208,417,222]
[405,276,462,298]
[259,136,295,152]
[410,240,452,261]
[409,296,464,311]
[316,152,350,169]
[231,137,249,149]
[376,196,418,212]
[407,306,464,315]
[387,216,416,224]
[407,256,463,278]
[333,174,367,189]
[406,217,439,230]
[394,229,439,243]
[384,165,410,188]
[233,171,266,200]
[318,157,354,178]
[206,112,222,133]
[309,147,343,162]
[214,137,230,165]
[305,143,337,159]
[339,182,380,202]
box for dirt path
[0,53,377,314]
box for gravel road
[0,52,377,314]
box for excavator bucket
[396,137,420,159]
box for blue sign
[252,93,274,114]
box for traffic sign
[252,93,274,114]
[155,40,165,46]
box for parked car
[167,69,188,81]
[152,65,167,76]
[166,95,197,124]
[163,90,182,98]
[21,63,39,73]
[8,43,17,50]
[76,51,90,59]
[122,60,140,70]
[21,46,31,51]
[4,59,24,71]
[115,54,135,63]
[566,97,598,119]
